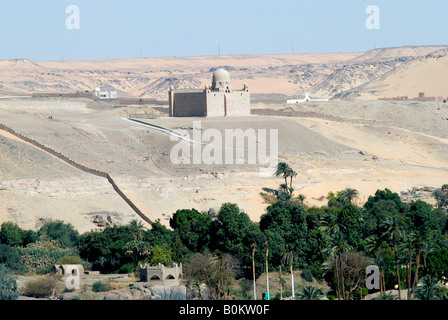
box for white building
[287,92,328,104]
[93,86,117,99]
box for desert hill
[335,48,448,100]
[0,46,446,100]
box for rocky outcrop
[58,283,188,300]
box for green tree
[170,209,212,253]
[210,203,266,278]
[0,244,26,274]
[339,188,359,204]
[380,216,404,300]
[150,245,174,266]
[38,221,80,248]
[326,232,352,300]
[0,264,20,300]
[79,225,134,272]
[129,219,147,241]
[0,222,37,247]
[259,201,308,268]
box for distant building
[168,68,250,117]
[380,92,444,102]
[93,86,117,99]
[287,92,328,104]
[140,263,182,285]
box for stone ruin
[139,263,182,286]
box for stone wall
[205,91,225,117]
[224,90,251,116]
[173,91,206,117]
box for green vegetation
[0,264,20,300]
[1,163,448,300]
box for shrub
[0,264,20,300]
[117,263,135,274]
[301,269,313,282]
[56,255,83,265]
[0,244,26,275]
[19,239,78,274]
[92,280,112,292]
[23,274,63,298]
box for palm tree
[129,219,146,241]
[399,232,415,300]
[339,188,359,204]
[327,232,352,300]
[274,162,290,190]
[413,276,448,300]
[432,188,442,208]
[365,234,387,296]
[296,194,306,206]
[282,243,296,299]
[297,286,324,300]
[411,231,425,292]
[251,243,257,300]
[319,211,340,235]
[420,241,435,268]
[380,216,403,300]
[285,167,297,195]
[265,241,270,300]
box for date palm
[274,162,290,190]
[380,216,403,300]
[327,232,352,300]
[282,243,296,298]
[339,188,359,204]
[432,188,442,208]
[414,276,447,300]
[365,233,387,296]
[297,286,324,300]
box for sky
[0,0,446,61]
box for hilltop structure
[168,68,250,117]
[140,263,183,285]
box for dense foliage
[1,179,447,300]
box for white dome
[212,68,230,83]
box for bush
[0,244,26,275]
[301,269,313,282]
[23,274,63,298]
[56,255,83,265]
[117,263,135,274]
[0,264,20,300]
[92,280,112,292]
[19,239,78,274]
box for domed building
[168,68,250,117]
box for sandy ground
[0,97,447,233]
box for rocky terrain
[0,45,447,233]
[1,46,446,101]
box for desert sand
[0,94,447,233]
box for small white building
[287,92,328,104]
[93,86,117,99]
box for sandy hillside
[337,48,448,100]
[0,97,447,233]
[1,46,446,101]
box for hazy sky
[0,0,446,61]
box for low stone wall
[0,123,153,225]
